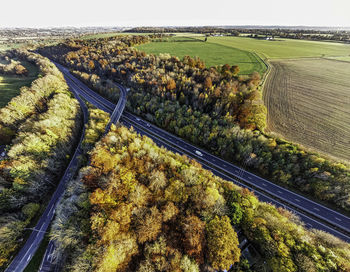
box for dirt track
[263,58,350,162]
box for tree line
[0,49,82,268]
[124,27,350,42]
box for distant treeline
[125,27,350,42]
[124,26,240,36]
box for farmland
[263,58,350,161]
[0,60,39,108]
[136,36,267,75]
[136,35,350,74]
[207,36,350,59]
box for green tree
[206,215,241,270]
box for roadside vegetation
[0,49,82,269]
[39,35,350,213]
[50,125,350,272]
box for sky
[1,0,350,28]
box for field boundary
[252,51,271,90]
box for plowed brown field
[264,58,350,161]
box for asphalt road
[4,72,89,272]
[104,82,127,132]
[37,63,128,272]
[0,145,5,158]
[57,66,350,243]
[38,240,56,272]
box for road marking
[313,207,320,211]
[277,190,283,194]
[27,254,32,261]
[262,183,267,187]
[47,244,54,262]
[295,198,301,202]
[248,176,252,180]
[335,217,342,222]
[48,205,54,215]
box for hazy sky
[1,0,349,28]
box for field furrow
[264,58,350,161]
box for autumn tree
[136,206,163,243]
[14,64,28,76]
[88,60,95,70]
[231,65,240,76]
[166,78,176,91]
[204,76,213,89]
[206,215,241,270]
[181,215,205,263]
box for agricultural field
[208,36,350,59]
[263,58,350,162]
[136,36,267,75]
[0,60,39,108]
[326,56,350,62]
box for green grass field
[207,36,350,59]
[136,36,267,74]
[136,35,350,74]
[0,60,39,108]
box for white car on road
[195,150,203,157]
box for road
[0,145,5,158]
[104,82,127,132]
[57,65,350,242]
[4,72,91,272]
[37,64,128,272]
[38,241,57,272]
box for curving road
[57,66,350,243]
[104,82,127,132]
